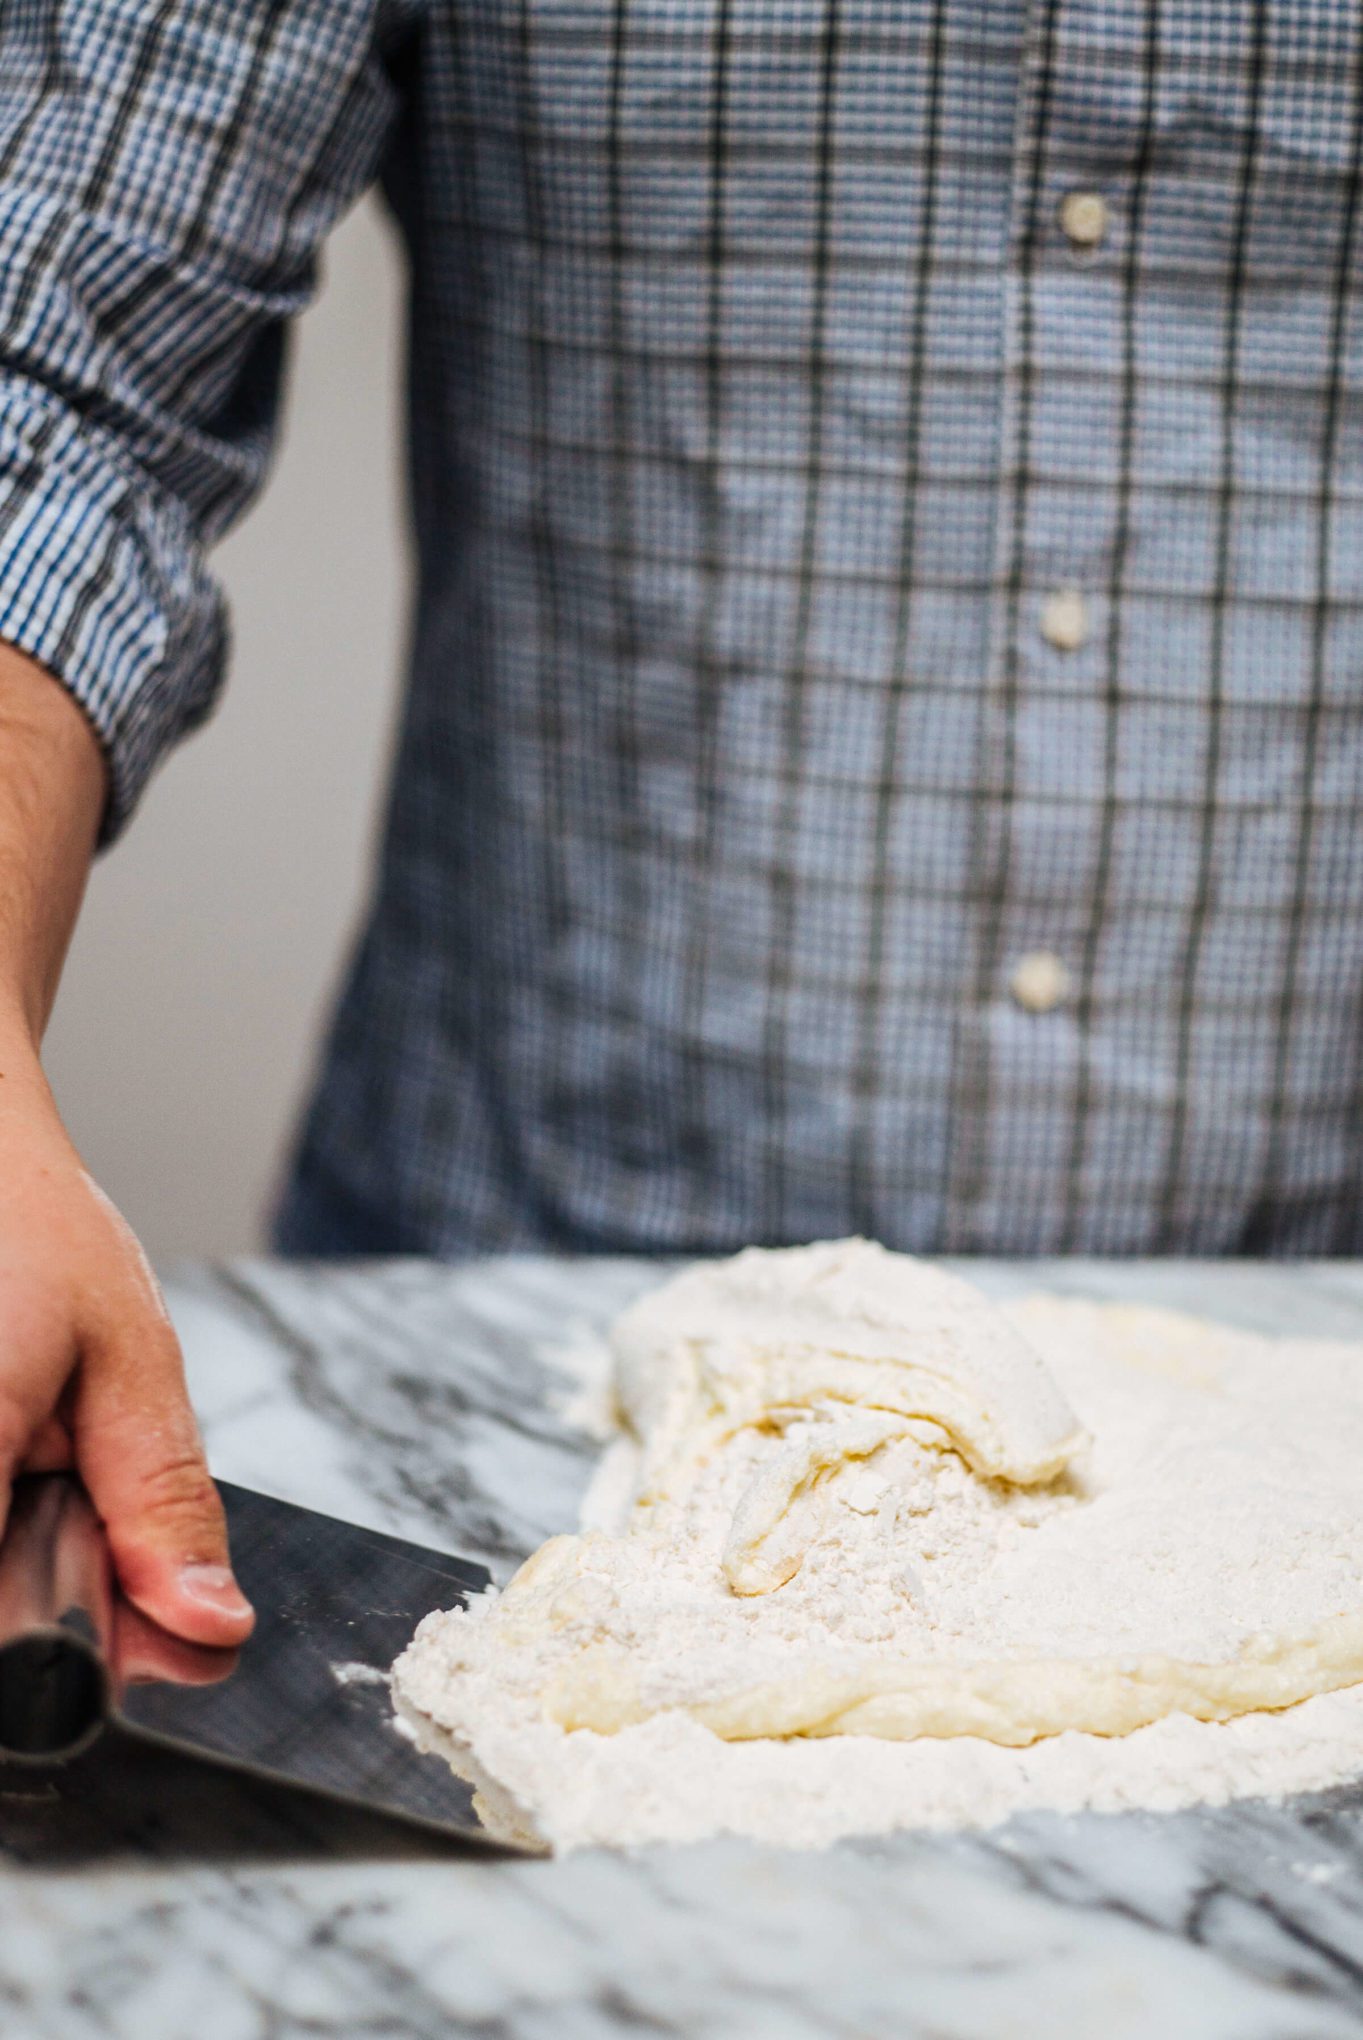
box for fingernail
[178,1563,253,1618]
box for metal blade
[0,1475,527,1851]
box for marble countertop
[6,1256,1363,2039]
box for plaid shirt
[2,1,1362,1257]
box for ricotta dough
[393,1242,1363,1852]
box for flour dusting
[393,1242,1363,1852]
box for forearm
[0,640,106,1047]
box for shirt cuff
[0,370,228,844]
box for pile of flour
[393,1241,1363,1852]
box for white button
[1009,951,1071,1014]
[1059,189,1109,249]
[1039,587,1089,651]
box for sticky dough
[398,1242,1363,1765]
[547,1610,1363,1746]
[612,1238,1088,1494]
[612,1239,1087,1598]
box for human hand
[0,1038,253,1648]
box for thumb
[75,1325,255,1648]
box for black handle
[0,1477,113,1762]
[0,1631,107,1760]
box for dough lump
[395,1244,1363,1779]
[611,1238,1087,1593]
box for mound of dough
[611,1239,1087,1594]
[393,1244,1363,1847]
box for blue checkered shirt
[3,1,1363,1256]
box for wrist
[0,998,54,1093]
[0,642,106,1047]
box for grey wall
[43,197,408,1258]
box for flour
[393,1243,1363,1852]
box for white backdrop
[43,197,409,1258]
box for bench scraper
[0,1473,526,1850]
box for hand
[0,1037,254,1647]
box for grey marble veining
[6,1257,1363,2038]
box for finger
[0,1300,78,1539]
[74,1323,255,1648]
[21,1415,73,1472]
[0,1399,26,1543]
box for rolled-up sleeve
[0,0,417,839]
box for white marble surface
[6,1256,1363,2038]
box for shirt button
[1010,951,1071,1014]
[1059,189,1109,250]
[1039,587,1089,652]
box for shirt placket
[943,0,1136,1252]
